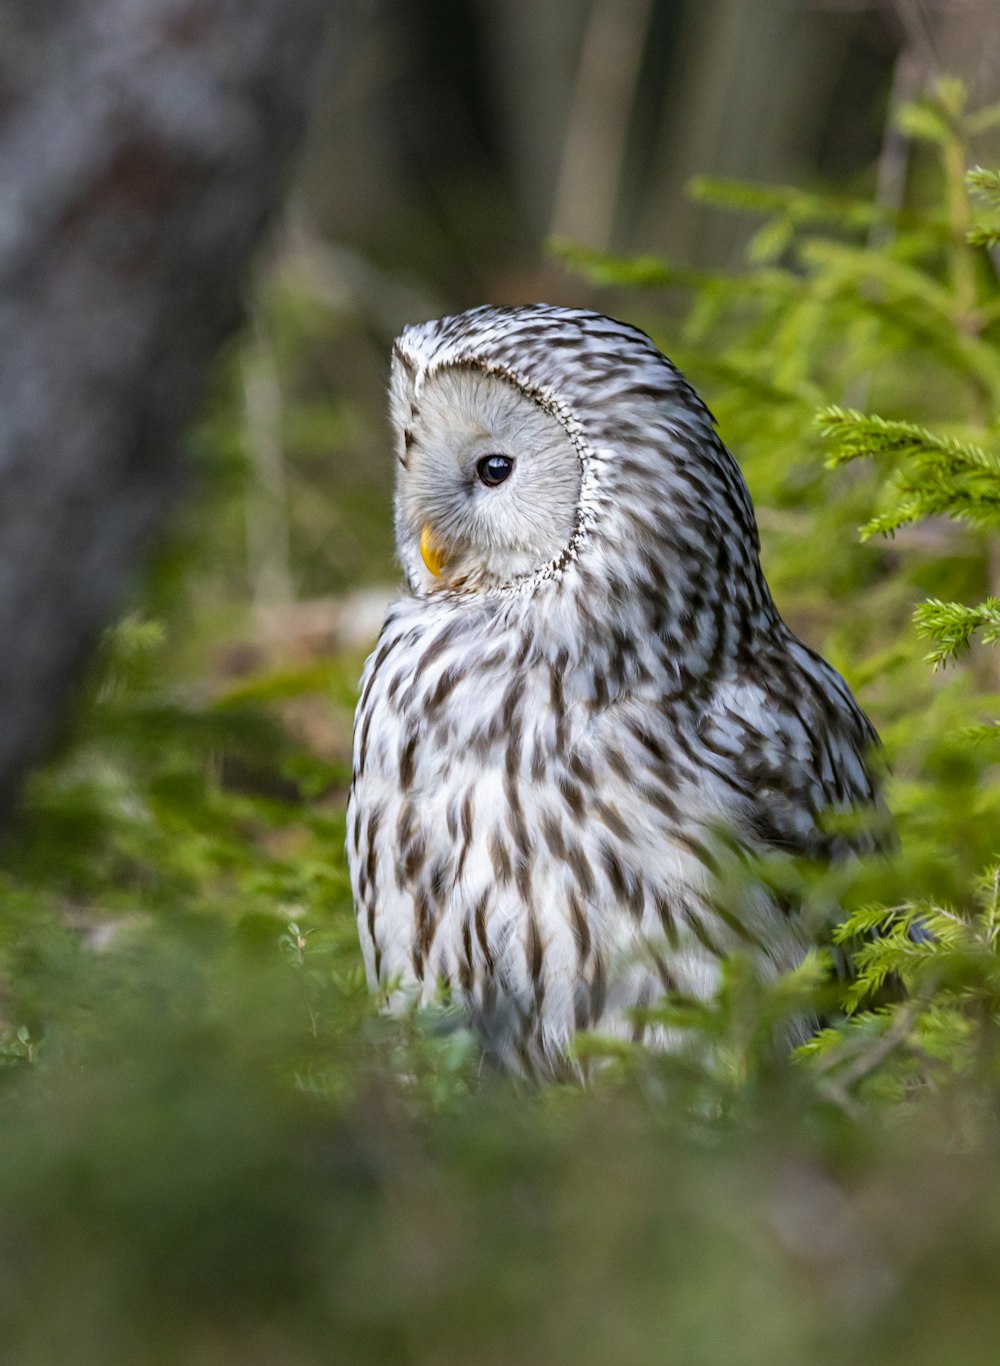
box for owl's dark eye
[475,454,515,487]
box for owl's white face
[391,361,582,593]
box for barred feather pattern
[347,304,880,1073]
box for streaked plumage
[347,304,880,1073]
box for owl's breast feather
[347,592,807,1071]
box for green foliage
[914,597,1000,665]
[817,408,1000,531]
[2,75,1000,1364]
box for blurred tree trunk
[550,0,655,250]
[638,0,844,264]
[637,0,1000,265]
[477,0,588,243]
[0,0,326,822]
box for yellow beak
[420,524,449,578]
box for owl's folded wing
[696,640,886,860]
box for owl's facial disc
[392,363,581,593]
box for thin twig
[821,996,925,1105]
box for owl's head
[390,357,583,593]
[388,304,761,613]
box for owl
[347,304,880,1074]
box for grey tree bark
[0,0,326,819]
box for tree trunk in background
[638,0,848,265]
[929,0,1000,165]
[0,0,326,822]
[477,0,587,244]
[549,0,655,251]
[636,0,1000,266]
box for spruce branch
[816,409,1000,473]
[968,166,1000,203]
[914,597,1000,667]
[687,176,888,231]
[968,225,1000,249]
[801,239,959,322]
[966,165,1000,245]
[819,996,926,1107]
[548,238,704,290]
[547,238,804,301]
[955,721,1000,746]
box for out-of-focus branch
[0,0,326,820]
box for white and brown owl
[348,305,880,1074]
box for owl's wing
[696,634,885,860]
